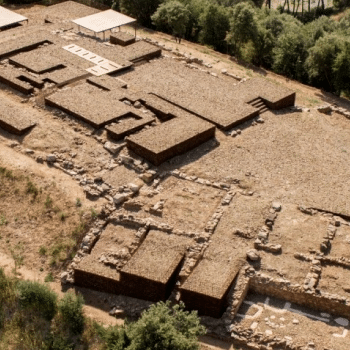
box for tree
[226,3,259,57]
[199,4,230,52]
[18,280,57,321]
[272,25,308,81]
[58,292,85,335]
[152,1,191,43]
[181,0,209,41]
[305,34,342,91]
[303,15,337,45]
[339,10,350,32]
[120,0,164,27]
[333,41,350,96]
[126,301,206,350]
[333,0,350,9]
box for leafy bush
[18,280,57,321]
[97,324,130,350]
[152,1,191,42]
[126,301,206,350]
[26,180,39,198]
[44,333,75,350]
[199,3,230,51]
[120,0,163,26]
[58,292,85,335]
[44,272,54,283]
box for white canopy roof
[72,9,136,33]
[0,6,28,29]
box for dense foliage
[146,0,350,97]
[152,1,191,42]
[126,301,206,350]
[0,269,205,350]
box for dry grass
[0,165,92,277]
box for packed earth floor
[1,2,350,350]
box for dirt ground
[1,3,350,350]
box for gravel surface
[127,114,215,165]
[110,31,135,46]
[123,59,294,130]
[87,75,127,90]
[106,112,155,140]
[0,97,36,134]
[45,82,134,128]
[0,65,34,94]
[10,47,64,74]
[78,224,136,280]
[121,230,190,283]
[121,41,161,62]
[44,66,88,85]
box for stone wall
[250,273,350,318]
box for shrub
[97,324,130,350]
[39,245,47,256]
[45,195,53,208]
[44,272,54,283]
[26,180,39,198]
[18,280,57,321]
[90,208,98,219]
[59,212,67,221]
[126,301,206,350]
[58,292,85,335]
[44,334,75,350]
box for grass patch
[90,208,98,219]
[26,180,39,199]
[39,246,47,256]
[45,195,53,209]
[59,212,67,221]
[72,221,86,239]
[0,167,15,180]
[0,214,8,226]
[10,243,24,274]
[44,272,54,283]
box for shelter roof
[72,9,136,33]
[0,6,28,29]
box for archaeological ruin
[1,2,350,349]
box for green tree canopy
[305,34,343,91]
[226,3,259,57]
[120,0,164,26]
[152,1,191,42]
[272,25,308,81]
[333,41,350,96]
[126,301,206,350]
[198,3,230,51]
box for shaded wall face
[250,278,350,319]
